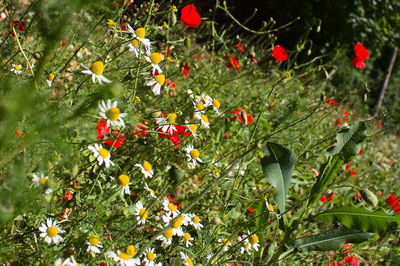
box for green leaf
[291,226,373,252]
[307,155,344,209]
[314,206,400,233]
[261,142,297,213]
[327,121,367,162]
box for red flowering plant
[230,107,253,125]
[155,111,191,148]
[272,44,288,61]
[351,43,369,69]
[97,119,125,148]
[225,53,240,72]
[180,4,201,28]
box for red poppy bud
[272,45,288,61]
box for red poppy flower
[225,53,241,71]
[344,163,350,171]
[358,148,363,155]
[377,121,382,127]
[224,132,229,138]
[351,57,365,69]
[230,108,253,125]
[65,191,73,201]
[327,191,335,202]
[326,98,331,104]
[350,170,357,176]
[104,130,125,148]
[247,206,255,213]
[387,194,399,207]
[354,43,369,61]
[97,119,110,140]
[180,4,201,28]
[13,20,26,32]
[237,42,244,52]
[343,243,352,254]
[170,82,176,89]
[355,192,361,199]
[344,256,359,266]
[344,110,349,116]
[272,45,288,61]
[330,100,337,106]
[319,195,327,203]
[134,120,149,137]
[182,63,189,78]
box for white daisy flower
[46,73,55,87]
[182,232,194,248]
[32,172,53,194]
[156,227,173,245]
[82,61,111,85]
[54,256,83,266]
[180,252,194,266]
[135,161,154,178]
[187,213,203,230]
[218,238,231,251]
[107,250,140,266]
[155,113,177,135]
[115,174,131,195]
[179,213,191,226]
[210,98,221,114]
[127,25,151,56]
[143,248,157,266]
[206,253,217,264]
[145,52,163,74]
[146,74,165,95]
[162,198,180,218]
[11,64,22,74]
[185,120,198,138]
[135,201,149,225]
[199,113,210,128]
[185,145,203,168]
[88,143,114,168]
[98,99,128,128]
[126,245,140,261]
[265,198,275,214]
[86,234,103,254]
[144,183,157,198]
[170,217,185,237]
[38,218,65,245]
[239,230,260,254]
[128,39,140,58]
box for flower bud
[360,189,378,206]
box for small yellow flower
[107,19,117,28]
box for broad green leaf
[307,155,343,209]
[261,142,297,213]
[314,206,400,233]
[327,121,367,162]
[291,226,373,252]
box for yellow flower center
[47,226,59,237]
[257,184,263,189]
[179,214,185,221]
[135,27,146,39]
[142,161,152,172]
[268,204,274,212]
[167,113,177,124]
[139,208,148,220]
[164,228,173,239]
[126,245,137,257]
[196,102,204,110]
[244,242,249,249]
[48,73,55,81]
[222,238,230,246]
[173,219,182,228]
[201,114,209,124]
[89,235,99,246]
[132,39,140,48]
[147,251,155,261]
[14,65,21,70]
[189,124,198,132]
[118,174,130,187]
[168,203,177,212]
[149,53,162,65]
[184,232,191,242]
[106,107,120,121]
[98,148,110,159]
[154,74,165,85]
[190,149,200,159]
[40,177,48,186]
[187,258,194,266]
[192,215,200,224]
[212,99,221,109]
[90,61,104,76]
[250,235,259,245]
[118,252,130,261]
